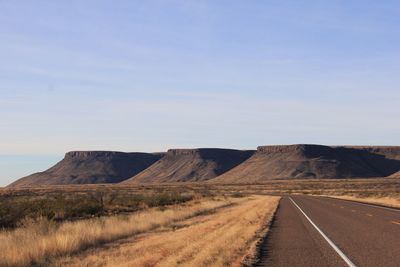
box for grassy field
[208,178,400,197]
[0,186,203,228]
[0,196,241,266]
[54,195,279,267]
[0,194,279,267]
[1,178,398,228]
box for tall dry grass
[56,195,280,267]
[0,198,235,267]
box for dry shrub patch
[0,190,195,228]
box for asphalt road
[256,196,400,267]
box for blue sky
[1,1,399,186]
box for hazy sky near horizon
[1,1,400,185]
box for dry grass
[0,197,236,267]
[55,195,280,267]
[327,195,400,208]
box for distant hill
[123,148,255,184]
[8,145,400,187]
[389,171,400,178]
[212,145,400,183]
[8,151,163,187]
[345,146,400,161]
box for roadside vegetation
[0,196,237,266]
[325,195,400,208]
[54,195,280,267]
[210,178,400,197]
[0,188,198,228]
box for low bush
[0,190,195,228]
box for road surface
[256,196,400,267]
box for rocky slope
[389,171,400,178]
[212,145,400,183]
[9,151,163,187]
[123,148,255,183]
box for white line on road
[289,197,357,267]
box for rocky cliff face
[212,145,400,183]
[9,151,162,187]
[64,151,122,158]
[123,148,255,183]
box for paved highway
[256,196,400,267]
